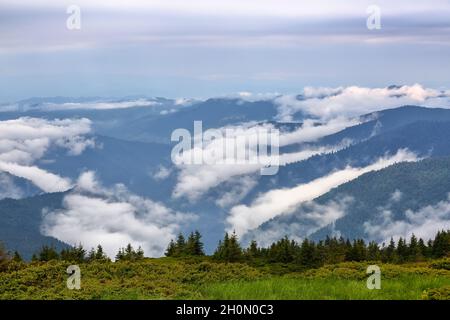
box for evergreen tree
[175,233,186,256]
[298,239,321,268]
[396,237,408,263]
[116,244,145,261]
[245,240,260,259]
[12,251,22,263]
[193,231,205,256]
[383,238,396,262]
[367,241,381,261]
[88,245,109,262]
[408,234,421,261]
[214,232,243,262]
[418,238,429,258]
[95,245,108,260]
[432,230,450,258]
[165,240,176,257]
[37,245,59,261]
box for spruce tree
[12,251,22,263]
[38,245,59,261]
[408,234,421,261]
[193,231,205,256]
[165,239,176,257]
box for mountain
[248,157,450,244]
[0,192,68,260]
[2,103,450,257]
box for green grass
[1,258,449,300]
[198,275,450,300]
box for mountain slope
[248,157,450,244]
[0,192,68,260]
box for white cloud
[364,194,450,243]
[215,176,258,208]
[0,117,95,192]
[0,173,24,200]
[275,84,450,121]
[245,197,353,247]
[40,99,160,111]
[173,118,357,201]
[151,165,172,180]
[0,162,71,193]
[41,171,197,258]
[227,149,419,237]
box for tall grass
[198,275,450,300]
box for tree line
[167,229,450,267]
[1,229,449,267]
[206,230,450,267]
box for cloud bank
[41,171,197,258]
[173,118,358,201]
[275,84,450,121]
[227,149,418,236]
[245,197,353,247]
[0,117,95,192]
[364,193,450,243]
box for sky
[1,0,450,102]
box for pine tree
[396,237,408,262]
[88,245,109,262]
[383,238,396,262]
[12,251,22,263]
[298,239,320,268]
[418,238,428,259]
[432,230,450,258]
[367,241,380,261]
[228,232,243,262]
[245,240,260,259]
[175,233,186,256]
[193,231,205,256]
[213,232,242,262]
[185,232,197,255]
[37,245,59,261]
[408,234,421,261]
[165,239,176,257]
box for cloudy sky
[1,0,450,102]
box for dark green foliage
[87,245,110,262]
[12,251,23,263]
[213,232,243,262]
[35,245,60,262]
[60,244,86,263]
[115,244,144,262]
[241,230,450,268]
[165,231,205,257]
[432,230,450,259]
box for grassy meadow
[1,258,449,300]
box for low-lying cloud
[173,118,358,201]
[275,84,450,121]
[0,117,95,193]
[244,197,353,247]
[364,192,450,243]
[41,171,197,258]
[227,149,419,237]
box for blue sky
[1,0,450,102]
